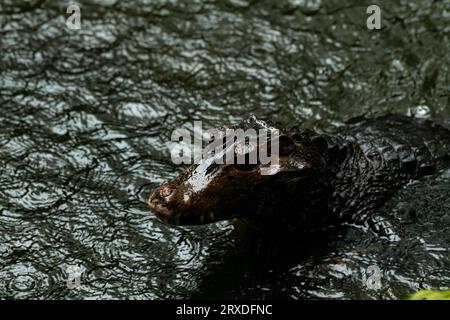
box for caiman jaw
[148,183,223,225]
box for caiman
[148,114,450,233]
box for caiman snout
[149,178,234,225]
[148,185,177,222]
[149,183,203,225]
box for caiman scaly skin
[149,114,450,232]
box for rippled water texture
[0,0,449,299]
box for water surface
[0,0,449,299]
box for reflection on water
[0,0,449,299]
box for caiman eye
[234,163,258,171]
[279,135,295,156]
[234,139,258,167]
[233,151,258,171]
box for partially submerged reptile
[149,114,450,232]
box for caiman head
[149,116,327,226]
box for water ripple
[0,0,449,299]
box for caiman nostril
[160,187,173,197]
[150,196,159,204]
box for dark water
[0,0,449,299]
